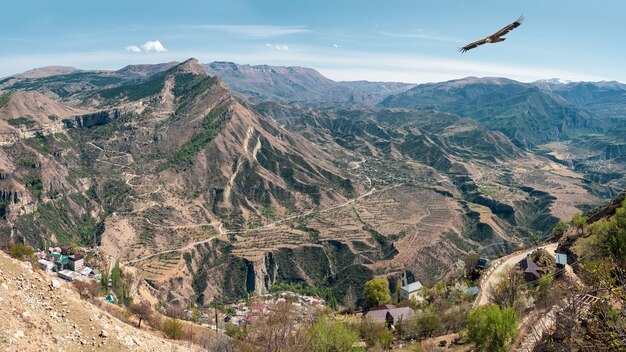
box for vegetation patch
[0,92,10,108]
[159,107,229,171]
[8,117,34,128]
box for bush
[162,318,184,339]
[73,280,103,299]
[8,244,35,262]
[467,305,519,352]
[358,321,393,350]
[307,317,359,352]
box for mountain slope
[202,61,414,106]
[380,77,598,147]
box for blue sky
[2,0,625,83]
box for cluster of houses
[35,246,99,282]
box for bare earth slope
[0,250,199,351]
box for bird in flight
[458,16,524,53]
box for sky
[2,0,626,83]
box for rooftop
[400,281,423,293]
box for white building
[38,259,55,272]
[400,281,423,301]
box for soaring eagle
[458,16,524,53]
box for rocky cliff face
[62,109,122,128]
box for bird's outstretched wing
[458,38,488,53]
[491,15,524,38]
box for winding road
[476,243,558,306]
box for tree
[363,277,391,309]
[413,313,442,338]
[571,213,587,235]
[111,259,121,289]
[162,318,184,339]
[358,321,393,350]
[463,252,480,278]
[488,268,524,313]
[551,221,568,240]
[99,264,109,290]
[307,317,359,352]
[129,302,152,329]
[73,280,102,299]
[118,283,133,306]
[343,286,357,312]
[467,305,519,352]
[247,301,309,352]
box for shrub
[162,318,184,339]
[467,305,519,352]
[307,317,359,352]
[8,244,35,262]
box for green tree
[100,266,109,290]
[413,313,442,338]
[111,259,121,289]
[162,318,184,339]
[467,305,519,352]
[571,212,587,235]
[364,277,391,308]
[591,200,626,260]
[307,317,359,352]
[463,252,480,278]
[551,220,569,240]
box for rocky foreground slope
[0,250,199,351]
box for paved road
[477,243,558,306]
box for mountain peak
[175,58,206,76]
[13,66,80,79]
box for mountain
[0,59,612,307]
[380,77,598,148]
[202,61,415,106]
[10,66,81,79]
[533,80,626,122]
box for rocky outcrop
[62,109,122,128]
[0,189,21,204]
[586,189,626,223]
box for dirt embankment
[0,250,200,352]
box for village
[35,246,101,283]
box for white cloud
[125,45,141,53]
[332,44,341,48]
[195,25,310,38]
[141,40,168,53]
[266,43,289,51]
[124,41,168,53]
